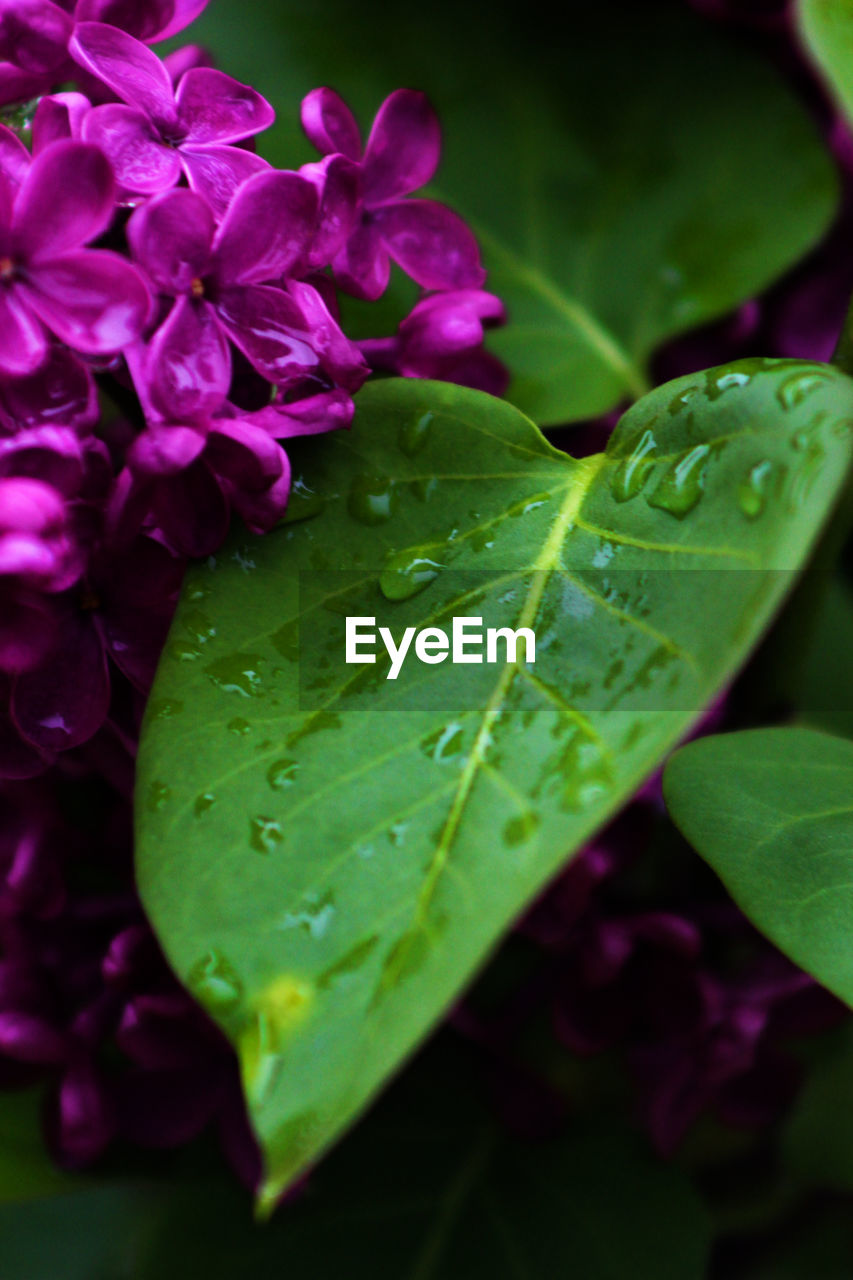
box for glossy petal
[0,289,47,377]
[301,87,361,160]
[149,0,212,42]
[163,43,213,83]
[128,422,207,477]
[12,611,110,751]
[0,346,98,432]
[176,68,274,144]
[127,186,214,293]
[363,89,441,203]
[82,103,181,194]
[374,198,486,291]
[32,92,91,152]
[179,144,269,220]
[70,22,176,125]
[144,296,230,421]
[213,170,318,286]
[332,219,389,300]
[215,283,320,386]
[13,141,115,260]
[288,279,369,391]
[249,388,354,439]
[22,250,151,355]
[303,154,360,270]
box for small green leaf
[798,0,853,126]
[137,361,853,1201]
[664,727,853,1004]
[190,0,838,424]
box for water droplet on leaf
[646,444,710,518]
[611,428,657,502]
[348,474,397,525]
[250,816,284,855]
[399,411,433,457]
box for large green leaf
[188,0,838,424]
[663,727,853,1004]
[798,0,853,126]
[137,361,853,1202]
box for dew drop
[146,780,171,812]
[181,608,217,646]
[227,717,252,736]
[508,492,551,518]
[738,460,774,520]
[348,474,397,525]
[776,370,832,411]
[267,758,299,790]
[421,722,465,762]
[503,810,540,848]
[277,891,336,939]
[148,698,184,722]
[380,547,443,601]
[204,652,265,698]
[611,428,657,502]
[388,822,408,848]
[187,950,243,1013]
[705,369,750,401]
[283,476,325,524]
[250,815,284,855]
[646,443,710,519]
[399,411,433,457]
[194,792,216,817]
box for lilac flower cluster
[0,0,505,1173]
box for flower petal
[128,423,207,477]
[13,141,115,260]
[0,346,98,432]
[301,87,361,160]
[249,388,354,439]
[127,186,214,293]
[177,68,274,144]
[76,0,210,43]
[22,249,151,355]
[70,22,176,124]
[153,461,229,558]
[179,143,269,220]
[303,154,360,270]
[0,123,31,190]
[0,0,72,75]
[32,92,91,152]
[0,592,56,676]
[363,90,440,203]
[12,611,110,751]
[213,169,318,285]
[143,296,230,421]
[332,219,389,301]
[0,289,47,377]
[373,198,486,291]
[215,283,320,386]
[82,103,181,195]
[288,279,369,391]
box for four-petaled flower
[71,21,274,215]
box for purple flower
[0,139,151,376]
[0,346,99,437]
[127,179,367,414]
[0,1,73,77]
[302,87,486,300]
[72,22,273,215]
[68,0,211,43]
[0,476,79,593]
[360,288,509,395]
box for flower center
[190,277,205,299]
[0,257,15,283]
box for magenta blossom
[0,139,150,377]
[64,0,210,43]
[302,87,486,300]
[127,178,368,418]
[72,22,273,215]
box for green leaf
[188,0,838,424]
[664,727,853,1005]
[137,361,853,1202]
[0,1092,74,1203]
[140,1050,710,1280]
[798,0,853,127]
